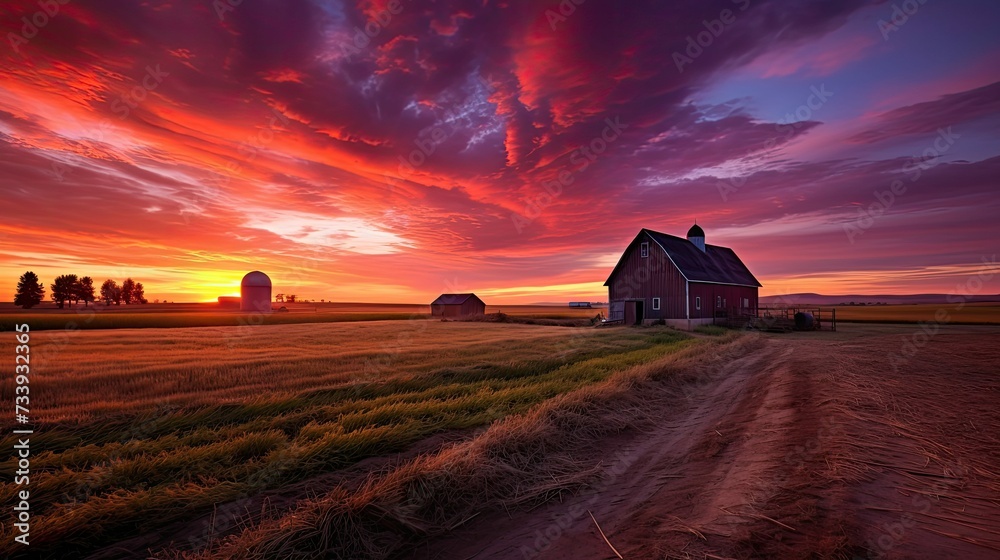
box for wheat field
[0,320,695,558]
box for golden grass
[0,320,695,558]
[830,302,1000,324]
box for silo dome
[240,271,272,313]
[687,223,706,253]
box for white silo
[240,271,272,313]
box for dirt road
[412,325,1000,559]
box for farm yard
[1,317,999,559]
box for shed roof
[604,229,762,287]
[431,293,484,305]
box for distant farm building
[569,302,593,308]
[431,293,486,317]
[604,224,761,329]
[240,271,272,313]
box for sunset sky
[1,0,998,303]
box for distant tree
[133,282,147,304]
[286,294,297,303]
[100,279,120,306]
[76,276,96,307]
[275,293,285,303]
[121,278,137,304]
[50,274,78,309]
[14,271,45,309]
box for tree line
[14,271,148,309]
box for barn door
[624,301,643,325]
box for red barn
[604,225,761,328]
[430,293,486,317]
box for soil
[409,325,1000,559]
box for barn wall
[688,283,758,319]
[430,304,451,317]
[607,232,687,319]
[461,298,485,316]
[432,300,485,317]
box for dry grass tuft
[452,312,599,327]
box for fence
[607,301,625,323]
[713,306,837,331]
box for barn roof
[604,229,762,287]
[431,293,483,305]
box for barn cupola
[687,223,706,252]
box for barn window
[717,296,722,308]
[695,297,701,310]
[652,297,660,310]
[640,242,649,258]
[743,297,749,308]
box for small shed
[431,293,486,317]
